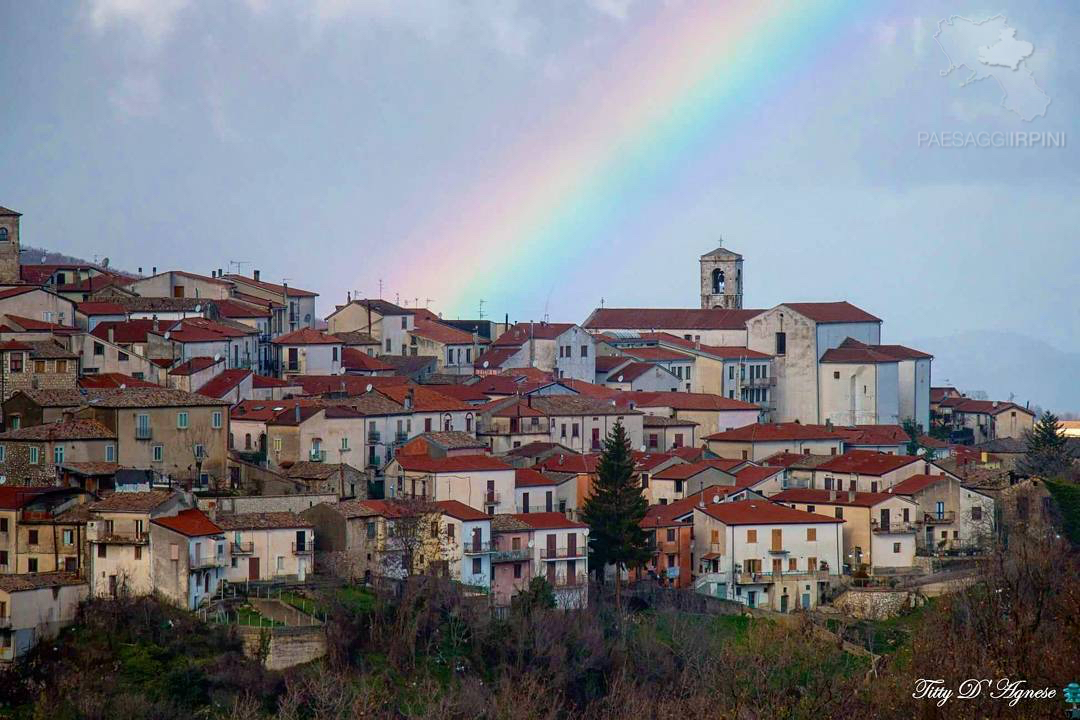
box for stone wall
[832,588,924,620]
[199,493,339,516]
[236,624,327,671]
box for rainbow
[392,0,873,317]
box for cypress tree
[1020,411,1071,478]
[580,421,650,610]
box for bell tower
[0,206,21,285]
[699,241,743,310]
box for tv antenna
[478,299,485,320]
[229,260,250,275]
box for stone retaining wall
[236,624,327,671]
[832,588,924,620]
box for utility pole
[378,279,384,299]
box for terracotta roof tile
[215,512,313,530]
[816,450,920,476]
[435,500,491,521]
[782,302,881,324]
[152,508,222,537]
[0,419,115,441]
[585,308,763,331]
[90,490,177,512]
[395,454,511,473]
[508,511,587,530]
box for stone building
[0,339,79,409]
[0,419,117,486]
[699,243,743,310]
[0,207,20,285]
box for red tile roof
[732,465,785,488]
[342,348,394,372]
[699,499,844,526]
[91,319,160,344]
[873,344,933,360]
[0,487,62,509]
[637,333,773,359]
[412,318,482,345]
[0,286,42,301]
[79,373,158,389]
[509,511,587,530]
[619,391,759,412]
[435,500,491,521]
[536,453,600,474]
[493,323,575,345]
[671,446,707,462]
[395,454,512,473]
[473,346,522,371]
[252,374,293,389]
[820,338,900,364]
[197,369,252,398]
[608,362,671,383]
[0,419,115,441]
[169,357,223,376]
[653,461,728,481]
[4,314,80,333]
[377,385,472,412]
[290,374,410,396]
[703,422,841,442]
[782,302,881,324]
[212,299,271,319]
[929,387,960,403]
[515,468,557,487]
[584,308,762,331]
[552,378,621,399]
[152,508,222,537]
[943,398,1034,417]
[832,424,910,447]
[427,384,490,403]
[224,274,317,297]
[887,474,947,495]
[623,346,692,362]
[0,340,32,351]
[271,328,341,345]
[816,450,921,476]
[772,488,906,508]
[76,301,128,316]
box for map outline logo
[934,15,1050,123]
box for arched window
[245,433,252,449]
[443,413,452,432]
[0,228,7,242]
[465,413,473,432]
[712,268,725,294]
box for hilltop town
[0,204,1075,718]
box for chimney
[254,270,261,282]
[152,266,157,275]
[828,488,836,502]
[848,490,855,502]
[294,405,301,424]
[107,327,115,344]
[825,418,833,431]
[404,388,414,411]
[137,267,143,275]
[153,316,159,333]
[62,410,74,422]
[347,291,351,303]
[217,268,223,278]
[558,454,565,466]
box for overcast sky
[1,1,1077,405]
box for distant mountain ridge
[905,330,1080,415]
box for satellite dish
[617,375,624,382]
[482,360,489,368]
[213,354,221,362]
[712,494,721,505]
[194,304,202,313]
[365,383,373,393]
[119,383,127,390]
[163,331,170,340]
[339,367,347,375]
[527,541,534,548]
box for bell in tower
[0,206,21,285]
[699,240,743,310]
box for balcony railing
[368,431,382,443]
[491,547,531,563]
[292,542,313,555]
[767,546,789,555]
[734,569,830,584]
[135,426,153,440]
[746,376,776,388]
[394,431,409,444]
[191,554,224,569]
[871,520,916,534]
[484,492,501,505]
[920,511,956,524]
[92,529,149,545]
[232,541,254,555]
[516,505,559,515]
[551,573,588,588]
[463,541,493,555]
[20,510,54,522]
[540,546,587,560]
[0,617,10,629]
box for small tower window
[712,268,725,294]
[0,228,7,242]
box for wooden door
[248,557,259,581]
[772,558,782,575]
[546,533,557,559]
[567,533,577,556]
[880,508,890,531]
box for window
[572,423,579,438]
[0,550,6,566]
[63,529,73,545]
[746,529,757,543]
[893,542,902,553]
[134,546,142,560]
[513,563,522,579]
[153,444,164,462]
[56,360,67,374]
[833,371,840,379]
[401,316,408,329]
[834,507,843,519]
[472,557,482,575]
[93,342,104,356]
[29,446,40,465]
[212,411,223,429]
[194,444,205,460]
[870,481,878,493]
[366,521,377,539]
[118,351,129,362]
[0,228,6,242]
[0,446,4,463]
[0,518,5,532]
[788,558,797,572]
[332,347,339,362]
[775,331,786,355]
[580,345,588,357]
[971,506,982,521]
[9,353,22,373]
[431,521,439,539]
[666,528,676,542]
[806,528,816,541]
[903,508,910,522]
[177,412,189,429]
[277,556,284,572]
[28,558,38,573]
[33,360,46,374]
[54,446,64,464]
[807,505,815,513]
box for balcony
[767,546,789,555]
[92,529,149,545]
[540,546,587,560]
[463,541,494,555]
[394,431,409,444]
[920,511,956,524]
[516,505,559,515]
[491,547,531,563]
[232,541,254,555]
[368,431,382,444]
[734,568,830,584]
[552,573,587,588]
[190,554,224,569]
[0,617,10,629]
[484,491,501,505]
[871,520,916,534]
[292,542,313,555]
[135,426,153,441]
[746,376,776,388]
[20,510,54,523]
